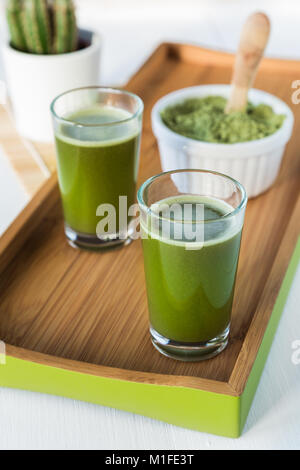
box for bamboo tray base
[0,43,299,437]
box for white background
[0,0,299,450]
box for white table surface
[0,0,299,450]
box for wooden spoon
[225,12,271,114]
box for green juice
[55,106,141,235]
[141,196,242,343]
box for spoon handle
[225,12,270,114]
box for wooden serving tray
[0,43,299,438]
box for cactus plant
[52,0,77,54]
[6,0,28,52]
[21,0,51,54]
[6,0,78,55]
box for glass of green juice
[138,169,247,361]
[51,87,143,250]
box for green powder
[161,95,285,143]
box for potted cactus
[2,0,101,141]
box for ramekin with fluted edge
[151,85,294,198]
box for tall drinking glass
[51,87,143,250]
[138,169,247,361]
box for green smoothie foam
[55,106,140,236]
[141,195,242,343]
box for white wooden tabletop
[0,0,299,450]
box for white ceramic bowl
[151,85,294,198]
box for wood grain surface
[0,43,299,395]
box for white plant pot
[2,29,101,142]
